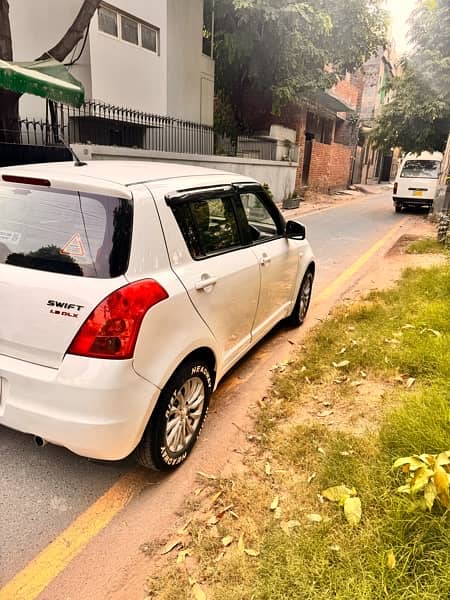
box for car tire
[286,268,314,328]
[135,360,212,471]
[395,204,402,213]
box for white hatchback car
[0,161,315,470]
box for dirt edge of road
[35,218,440,600]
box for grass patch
[407,238,449,255]
[146,265,450,600]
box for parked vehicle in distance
[393,151,443,213]
[0,161,315,470]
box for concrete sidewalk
[279,183,392,220]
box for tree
[0,0,101,139]
[371,0,450,153]
[213,0,387,132]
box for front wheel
[286,268,314,328]
[135,360,212,471]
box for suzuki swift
[0,161,315,470]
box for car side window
[239,192,280,241]
[172,195,242,258]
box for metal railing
[0,100,282,161]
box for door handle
[260,254,271,266]
[195,276,218,290]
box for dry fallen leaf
[161,538,183,555]
[317,410,334,418]
[270,496,279,511]
[265,462,272,476]
[386,549,396,570]
[206,514,218,527]
[351,380,364,387]
[344,497,362,526]
[216,504,234,519]
[406,377,416,389]
[307,472,317,484]
[192,583,207,600]
[209,490,223,504]
[177,549,192,564]
[197,471,216,480]
[177,520,192,535]
[244,548,260,557]
[221,535,233,547]
[306,513,323,524]
[333,360,350,369]
[322,485,355,503]
[280,520,301,535]
[339,347,347,354]
[422,328,442,338]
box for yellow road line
[0,217,406,600]
[315,218,407,303]
[0,469,148,600]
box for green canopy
[0,58,84,107]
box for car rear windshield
[400,160,441,179]
[0,186,133,278]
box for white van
[393,151,443,213]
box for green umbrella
[0,58,84,107]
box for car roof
[0,161,257,199]
[403,151,443,161]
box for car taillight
[393,182,398,195]
[68,280,168,359]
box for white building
[9,0,214,126]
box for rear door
[167,187,260,369]
[397,159,441,201]
[0,181,133,368]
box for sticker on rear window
[60,233,86,257]
[0,229,21,245]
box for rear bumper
[393,196,433,206]
[0,353,160,460]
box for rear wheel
[395,203,402,213]
[286,268,314,328]
[136,360,212,471]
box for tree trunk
[0,0,101,141]
[0,0,19,141]
[37,0,101,62]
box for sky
[386,0,417,54]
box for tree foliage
[213,0,387,132]
[371,0,450,153]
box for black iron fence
[0,100,286,162]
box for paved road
[0,187,418,585]
[301,189,401,293]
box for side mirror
[285,220,306,240]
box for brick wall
[332,73,364,111]
[307,141,352,192]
